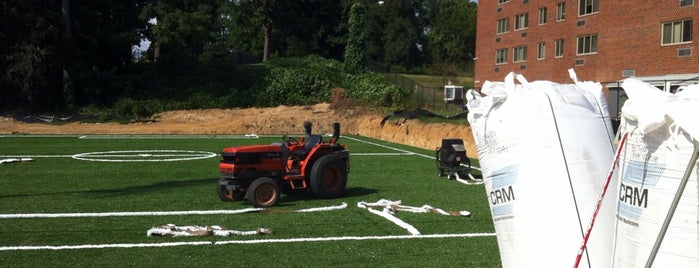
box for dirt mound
[0,104,478,158]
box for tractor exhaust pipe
[332,123,340,141]
[303,121,313,137]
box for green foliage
[141,1,220,59]
[344,3,367,74]
[344,72,409,108]
[363,0,426,70]
[256,67,331,106]
[424,0,478,70]
[1,0,479,114]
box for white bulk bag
[467,70,616,267]
[612,79,699,268]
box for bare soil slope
[0,103,478,158]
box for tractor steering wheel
[282,135,299,144]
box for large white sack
[467,70,616,268]
[612,79,699,268]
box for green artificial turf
[0,134,499,267]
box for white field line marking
[0,233,496,251]
[0,151,410,160]
[0,209,263,219]
[0,241,213,251]
[77,134,264,139]
[343,136,431,159]
[351,153,414,156]
[0,203,347,219]
[364,206,421,235]
[343,135,482,171]
[0,155,74,158]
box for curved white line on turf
[0,233,496,251]
[71,150,217,162]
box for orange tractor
[217,122,350,207]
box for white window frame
[513,46,527,62]
[554,39,564,58]
[496,48,508,64]
[539,8,547,25]
[661,19,693,45]
[556,3,566,21]
[577,34,598,55]
[578,0,599,16]
[537,42,546,60]
[498,0,510,4]
[497,18,510,34]
[515,13,529,30]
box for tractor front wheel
[247,177,280,207]
[217,184,245,202]
[310,155,347,199]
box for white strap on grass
[147,224,273,237]
[357,199,470,217]
[357,199,471,235]
[0,158,34,164]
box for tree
[424,0,477,73]
[141,0,221,61]
[363,0,427,71]
[344,3,367,74]
[1,0,63,112]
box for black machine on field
[436,138,472,181]
[217,121,350,207]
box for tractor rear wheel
[247,177,280,207]
[217,185,245,201]
[310,155,347,199]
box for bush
[256,67,331,106]
[343,72,408,108]
[54,54,415,118]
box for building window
[555,39,564,57]
[680,0,694,7]
[515,13,529,30]
[577,34,598,55]
[513,46,527,62]
[579,0,599,16]
[497,18,510,34]
[537,42,546,59]
[539,8,547,25]
[499,0,510,4]
[662,19,693,45]
[556,3,566,21]
[496,48,508,64]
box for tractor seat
[304,134,323,153]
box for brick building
[474,0,699,92]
